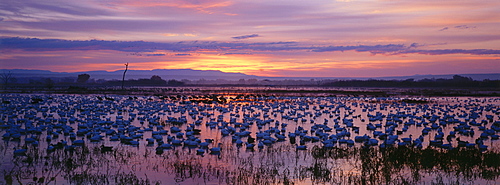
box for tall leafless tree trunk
[122,63,128,90]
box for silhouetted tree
[148,75,166,85]
[247,79,258,84]
[238,79,245,84]
[77,74,90,83]
[167,79,184,86]
[452,75,472,81]
[321,75,500,88]
[181,79,191,84]
[150,75,162,81]
[44,78,54,89]
[122,63,128,89]
[0,71,14,89]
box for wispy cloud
[1,0,499,77]
[455,25,476,29]
[232,34,259,39]
[310,44,408,54]
[174,53,191,56]
[439,27,449,31]
[399,49,500,55]
[109,0,233,14]
[145,53,165,56]
[439,25,477,31]
[223,53,252,55]
[2,37,500,56]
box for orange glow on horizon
[3,48,499,77]
[161,54,274,75]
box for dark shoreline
[1,86,499,97]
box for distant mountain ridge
[0,69,258,81]
[1,69,499,82]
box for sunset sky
[1,0,499,77]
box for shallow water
[1,93,500,184]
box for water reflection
[309,146,500,184]
[3,143,499,184]
[1,93,499,184]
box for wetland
[1,87,500,184]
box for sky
[1,0,499,77]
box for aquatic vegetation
[309,146,500,184]
[1,93,499,184]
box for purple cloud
[310,44,408,55]
[2,37,499,56]
[29,2,112,17]
[232,34,260,39]
[455,25,476,29]
[174,53,191,56]
[439,25,476,31]
[439,27,449,31]
[399,49,500,55]
[223,53,252,55]
[145,53,166,56]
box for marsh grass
[307,146,500,184]
[1,94,500,184]
[2,139,500,185]
[2,144,161,185]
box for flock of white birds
[1,94,499,157]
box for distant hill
[1,69,499,83]
[0,69,259,83]
[84,69,259,80]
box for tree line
[321,75,499,88]
[1,72,498,89]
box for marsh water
[1,89,500,184]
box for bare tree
[0,71,14,89]
[122,63,129,89]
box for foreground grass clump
[309,146,500,184]
[2,140,500,184]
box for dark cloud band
[2,37,499,56]
[232,34,259,39]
